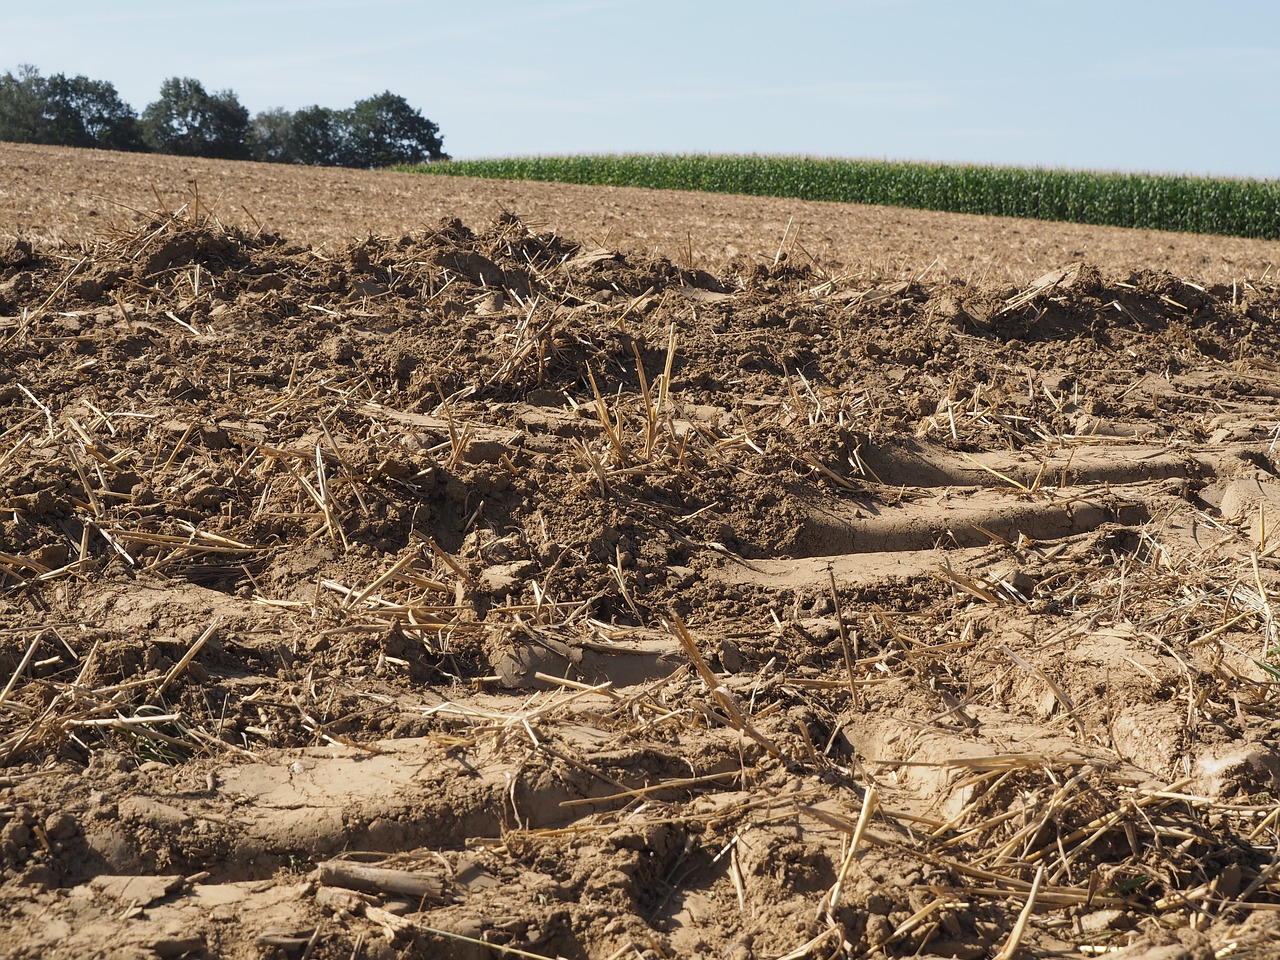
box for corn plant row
[407,154,1280,240]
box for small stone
[89,874,183,906]
[44,812,77,842]
[718,639,743,673]
[863,915,893,946]
[460,436,518,464]
[75,278,103,300]
[478,561,536,597]
[2,820,31,852]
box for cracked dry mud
[3,143,1280,959]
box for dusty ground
[2,142,1280,960]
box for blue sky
[6,0,1279,178]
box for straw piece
[0,635,42,709]
[668,612,781,758]
[1000,645,1079,725]
[155,618,222,700]
[828,566,861,708]
[822,784,878,925]
[415,923,555,960]
[992,864,1044,960]
[316,860,444,901]
[558,771,740,808]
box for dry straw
[2,200,1279,958]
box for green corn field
[406,154,1280,240]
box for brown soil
[2,141,1280,960]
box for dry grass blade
[586,364,631,467]
[0,551,53,586]
[0,635,41,709]
[155,617,222,700]
[15,383,56,441]
[1000,645,1080,727]
[345,551,421,611]
[828,566,861,707]
[992,864,1045,960]
[822,784,878,925]
[668,612,781,758]
[771,929,842,960]
[937,558,1002,604]
[631,341,658,459]
[558,771,739,808]
[415,923,557,959]
[957,451,1031,493]
[867,896,962,955]
[797,453,859,490]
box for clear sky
[6,0,1279,179]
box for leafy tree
[45,73,144,151]
[141,77,250,160]
[0,65,50,143]
[337,92,448,168]
[0,64,141,150]
[244,97,447,168]
[290,105,344,166]
[248,107,296,163]
[4,66,451,168]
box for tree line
[0,65,448,167]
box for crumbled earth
[2,143,1280,959]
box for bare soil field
[2,141,1280,960]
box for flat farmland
[3,141,1280,960]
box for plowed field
[3,142,1280,960]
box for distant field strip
[409,155,1280,239]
